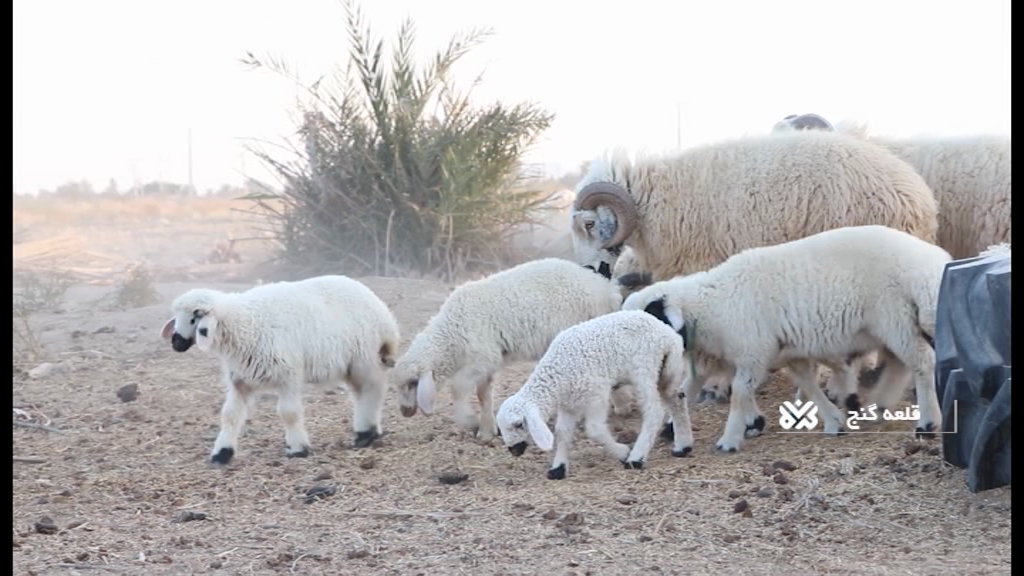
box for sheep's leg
[546,410,577,480]
[276,384,311,458]
[610,383,634,416]
[347,358,387,448]
[663,387,695,457]
[789,359,845,436]
[624,384,666,469]
[449,364,491,434]
[884,334,942,438]
[865,349,913,414]
[474,374,500,441]
[582,400,631,464]
[210,377,255,465]
[715,366,767,453]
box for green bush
[242,0,556,280]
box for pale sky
[13,0,1011,196]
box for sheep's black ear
[617,272,653,290]
[643,297,670,326]
[597,262,611,279]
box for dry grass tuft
[110,263,161,309]
[13,268,74,362]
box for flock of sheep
[159,113,1011,480]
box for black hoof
[287,446,310,458]
[623,460,644,470]
[210,447,234,465]
[672,446,692,458]
[915,423,937,440]
[716,444,738,454]
[354,428,380,448]
[747,415,766,433]
[547,464,567,480]
[844,394,861,412]
[659,422,675,442]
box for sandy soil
[12,196,1011,575]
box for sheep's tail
[659,345,689,400]
[379,338,398,368]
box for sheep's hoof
[546,464,567,480]
[286,446,310,458]
[672,446,692,458]
[715,441,739,454]
[915,423,937,440]
[744,415,766,438]
[210,447,234,465]
[399,405,417,417]
[659,422,675,442]
[623,459,644,470]
[353,428,381,448]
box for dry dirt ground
[12,196,1011,575]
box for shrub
[241,0,556,280]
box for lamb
[571,131,941,406]
[389,257,627,441]
[495,310,695,480]
[773,113,1012,260]
[621,225,952,453]
[160,275,401,464]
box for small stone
[616,494,638,505]
[722,534,741,543]
[312,470,333,481]
[772,460,797,471]
[34,516,58,535]
[172,511,207,523]
[358,457,376,470]
[733,499,749,514]
[116,384,139,403]
[28,363,56,379]
[437,472,469,485]
[773,473,789,485]
[542,509,559,520]
[756,488,774,498]
[727,490,743,499]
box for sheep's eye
[514,421,524,429]
[198,327,208,337]
[407,379,418,389]
[584,221,595,231]
[190,317,196,325]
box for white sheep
[570,131,940,408]
[622,225,952,453]
[389,257,627,441]
[495,310,695,480]
[774,113,1012,260]
[160,275,401,464]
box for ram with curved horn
[568,133,940,288]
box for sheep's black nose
[508,442,527,457]
[171,333,194,352]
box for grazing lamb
[622,225,952,453]
[389,258,626,441]
[773,113,1012,260]
[572,131,940,406]
[160,276,400,464]
[495,310,695,480]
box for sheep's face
[496,398,553,455]
[569,206,622,280]
[160,308,208,353]
[391,365,436,418]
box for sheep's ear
[160,318,175,340]
[195,314,218,352]
[524,405,554,451]
[665,306,686,336]
[416,370,436,416]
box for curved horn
[574,182,638,249]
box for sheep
[160,275,401,464]
[773,113,1012,260]
[771,112,834,132]
[621,224,952,453]
[495,309,695,480]
[570,130,940,409]
[569,131,938,283]
[389,257,627,441]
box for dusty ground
[12,195,1012,575]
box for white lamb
[160,275,401,464]
[495,310,695,480]
[621,225,952,453]
[389,258,626,441]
